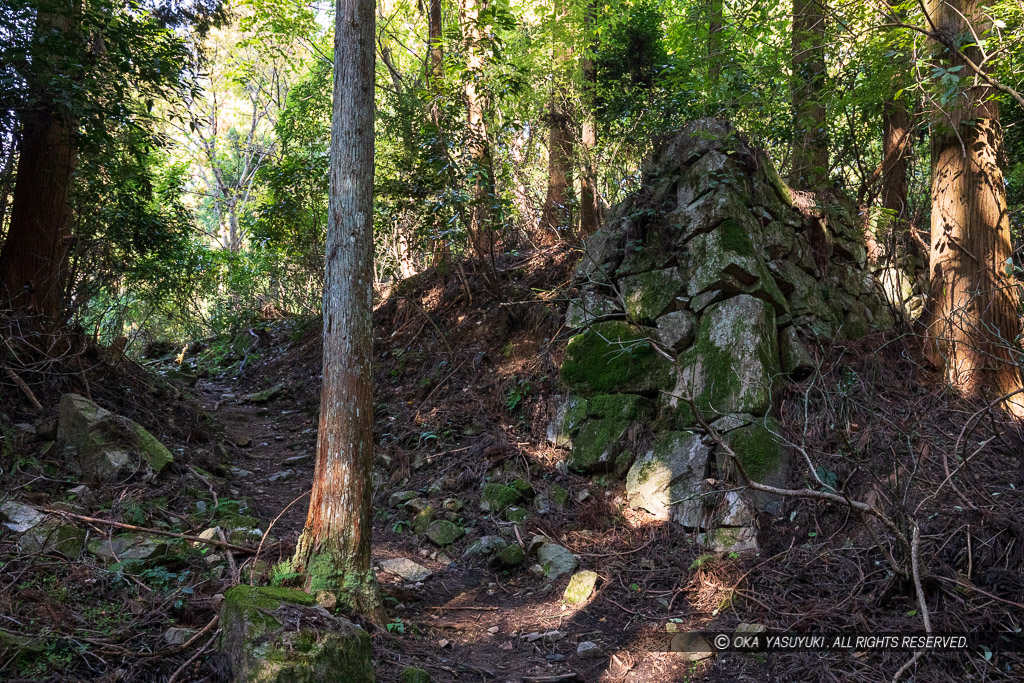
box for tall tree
[707,0,724,88]
[578,0,600,236]
[790,0,828,188]
[921,0,1024,413]
[0,2,79,318]
[291,0,383,618]
[460,0,497,266]
[541,0,573,240]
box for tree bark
[790,0,828,189]
[578,0,600,236]
[460,0,497,267]
[541,0,573,241]
[0,5,77,319]
[922,0,1024,414]
[292,0,383,620]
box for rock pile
[553,118,895,552]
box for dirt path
[195,375,701,682]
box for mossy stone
[563,570,599,605]
[560,321,673,396]
[424,520,464,546]
[412,506,435,535]
[676,295,780,417]
[504,506,529,524]
[399,668,431,683]
[219,585,373,683]
[566,418,631,473]
[722,420,783,482]
[587,394,647,420]
[618,267,684,322]
[480,483,521,513]
[550,484,569,507]
[493,543,525,567]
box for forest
[2,0,1024,681]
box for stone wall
[551,118,896,553]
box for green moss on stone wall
[560,321,673,396]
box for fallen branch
[41,509,256,554]
[2,363,43,411]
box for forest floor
[3,246,1024,682]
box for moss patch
[567,418,630,473]
[587,394,647,420]
[480,483,521,513]
[560,321,673,396]
[723,420,783,482]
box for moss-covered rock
[424,520,464,546]
[504,506,529,524]
[655,310,698,352]
[566,418,631,473]
[618,267,684,322]
[560,321,673,396]
[676,295,780,417]
[57,393,173,483]
[493,543,525,567]
[479,483,521,513]
[219,585,373,683]
[399,668,431,683]
[587,394,647,420]
[563,570,598,605]
[719,418,788,515]
[566,292,623,329]
[778,326,814,377]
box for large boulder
[560,321,673,396]
[675,295,780,417]
[626,432,710,528]
[220,585,373,683]
[57,393,173,483]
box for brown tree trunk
[460,0,497,267]
[865,100,912,264]
[427,0,449,265]
[790,0,828,189]
[0,6,77,319]
[541,0,573,241]
[292,0,383,620]
[922,0,1024,414]
[578,0,600,236]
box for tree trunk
[428,0,443,93]
[0,6,77,319]
[578,0,600,236]
[292,0,383,620]
[790,0,828,189]
[708,0,724,88]
[541,0,573,241]
[922,0,1024,414]
[460,0,497,267]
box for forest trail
[195,372,703,682]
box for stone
[389,491,419,508]
[88,534,168,563]
[282,454,312,465]
[424,520,464,546]
[244,383,287,404]
[586,394,647,420]
[566,291,622,329]
[479,483,521,513]
[560,321,673,396]
[219,585,373,683]
[463,535,508,561]
[399,667,431,683]
[625,432,710,529]
[380,558,432,583]
[35,417,58,441]
[720,419,788,515]
[547,395,588,448]
[536,543,577,580]
[412,506,435,535]
[717,491,753,527]
[618,268,684,322]
[524,630,563,643]
[655,311,698,352]
[441,497,463,512]
[778,326,815,377]
[504,506,529,524]
[0,501,45,533]
[563,570,598,604]
[566,418,632,473]
[698,526,758,553]
[164,627,197,646]
[493,543,525,568]
[57,393,172,483]
[268,470,295,482]
[577,641,602,658]
[675,295,780,417]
